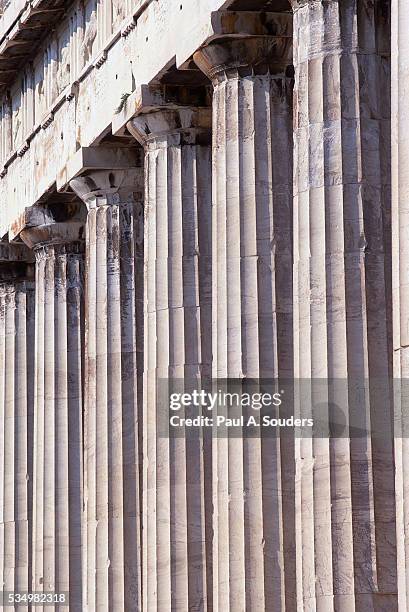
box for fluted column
[70,168,143,611]
[291,1,395,610]
[0,244,35,611]
[127,96,213,612]
[392,0,409,608]
[20,214,85,611]
[194,14,294,611]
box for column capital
[127,106,211,148]
[18,203,86,251]
[193,11,292,81]
[124,84,211,147]
[70,168,143,209]
[0,241,34,281]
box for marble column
[127,96,213,612]
[20,212,85,611]
[0,243,35,611]
[392,0,409,608]
[70,168,143,611]
[194,14,294,611]
[291,1,395,610]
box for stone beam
[209,10,293,39]
[114,11,292,134]
[0,0,234,236]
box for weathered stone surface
[20,222,85,611]
[36,246,83,611]
[20,218,84,611]
[70,169,143,611]
[128,99,212,612]
[0,2,401,611]
[292,1,395,610]
[0,245,34,612]
[0,0,232,236]
[57,146,142,192]
[11,203,86,244]
[195,33,295,610]
[392,0,409,609]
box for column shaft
[87,202,141,611]
[392,0,409,608]
[292,1,395,609]
[129,108,212,612]
[194,25,294,611]
[24,240,84,611]
[0,272,35,611]
[70,169,143,611]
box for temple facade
[0,0,406,610]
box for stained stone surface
[18,232,84,611]
[195,30,295,611]
[0,270,34,612]
[0,1,403,611]
[392,0,409,609]
[129,102,213,612]
[291,1,395,610]
[70,170,143,611]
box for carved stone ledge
[123,84,212,147]
[193,11,293,81]
[121,17,136,37]
[16,202,86,250]
[94,50,108,69]
[194,36,292,81]
[70,168,143,209]
[65,82,79,102]
[127,106,211,147]
[0,0,67,96]
[20,222,85,251]
[17,140,30,157]
[112,83,211,137]
[10,202,86,241]
[41,112,54,130]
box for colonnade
[0,3,402,611]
